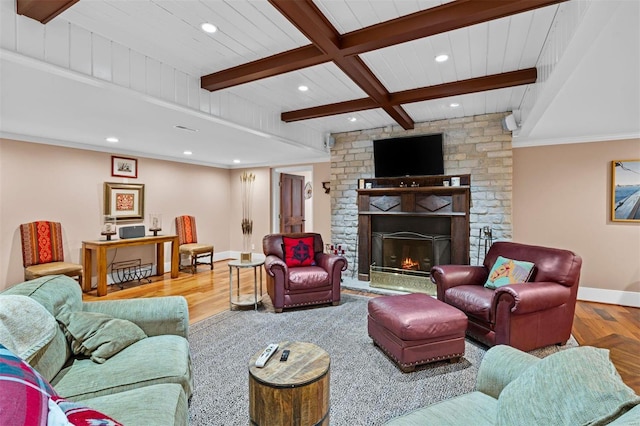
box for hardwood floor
[82,259,640,393]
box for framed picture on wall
[611,159,640,222]
[104,182,145,221]
[111,156,138,178]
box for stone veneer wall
[330,112,513,278]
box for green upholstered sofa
[386,344,640,425]
[1,275,192,425]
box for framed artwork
[611,159,640,222]
[104,182,145,221]
[111,156,138,178]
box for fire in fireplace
[401,257,420,271]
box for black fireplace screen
[372,232,450,274]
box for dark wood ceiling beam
[202,0,566,94]
[340,0,569,56]
[390,68,537,105]
[282,98,379,123]
[201,45,327,91]
[282,69,537,123]
[16,0,79,24]
[269,0,414,129]
[336,56,414,129]
[268,0,341,56]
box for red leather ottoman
[367,293,468,372]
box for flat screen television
[373,133,444,178]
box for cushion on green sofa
[497,347,640,426]
[56,310,147,364]
[1,276,82,381]
[384,391,498,425]
[78,383,188,426]
[50,334,192,401]
[0,295,57,361]
[1,275,83,317]
[0,290,71,382]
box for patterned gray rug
[188,294,577,425]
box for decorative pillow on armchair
[484,255,535,289]
[282,236,316,267]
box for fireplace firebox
[373,231,451,272]
[369,232,450,293]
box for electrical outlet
[251,243,255,250]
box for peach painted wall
[513,138,640,303]
[312,162,331,244]
[0,138,333,290]
[0,138,232,290]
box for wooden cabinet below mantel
[357,175,471,281]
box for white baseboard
[577,287,640,308]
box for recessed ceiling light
[435,54,449,63]
[348,117,357,122]
[201,23,217,33]
[449,103,460,108]
[233,159,241,164]
[106,137,119,143]
[298,85,308,92]
[183,151,193,155]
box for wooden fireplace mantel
[357,175,471,280]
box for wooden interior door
[280,173,305,233]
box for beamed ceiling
[201,0,558,129]
[3,0,639,167]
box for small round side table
[228,258,264,310]
[249,341,330,426]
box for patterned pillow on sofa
[1,343,55,426]
[0,344,122,426]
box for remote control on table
[280,350,290,362]
[255,344,279,368]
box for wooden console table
[82,235,179,296]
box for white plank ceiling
[1,0,638,167]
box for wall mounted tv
[373,133,444,178]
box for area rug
[188,294,577,425]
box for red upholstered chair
[175,215,214,273]
[19,221,83,285]
[262,233,347,313]
[431,241,582,352]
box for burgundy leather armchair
[262,233,347,313]
[431,241,582,352]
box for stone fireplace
[357,175,471,292]
[329,113,514,280]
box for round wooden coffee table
[248,341,330,426]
